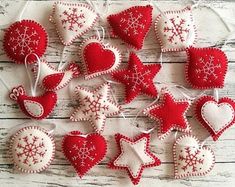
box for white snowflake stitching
[72,141,96,166]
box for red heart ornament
[80,37,121,79]
[195,96,235,141]
[62,131,107,177]
[108,5,153,50]
[185,47,228,89]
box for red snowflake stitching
[179,147,204,172]
[16,135,46,165]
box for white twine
[86,0,110,21]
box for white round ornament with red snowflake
[10,126,55,173]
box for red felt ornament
[3,20,48,64]
[195,95,235,141]
[62,131,107,178]
[108,5,153,50]
[185,47,228,89]
[111,53,161,103]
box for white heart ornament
[50,2,98,46]
[201,101,235,133]
[173,134,215,179]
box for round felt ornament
[3,20,48,64]
[10,126,55,173]
[80,36,121,80]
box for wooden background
[0,0,235,186]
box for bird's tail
[9,86,25,101]
[67,62,81,78]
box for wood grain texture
[0,0,235,186]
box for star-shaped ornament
[70,83,121,133]
[108,133,161,185]
[112,53,161,103]
[143,91,191,139]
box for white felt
[24,100,44,117]
[201,101,234,132]
[114,137,155,178]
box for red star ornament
[70,83,121,133]
[108,5,153,50]
[108,133,161,185]
[112,53,161,103]
[143,92,191,139]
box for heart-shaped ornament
[185,47,228,89]
[173,134,215,179]
[80,37,121,79]
[62,131,107,178]
[50,2,98,46]
[195,96,235,141]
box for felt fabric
[108,5,153,50]
[185,47,228,89]
[108,133,161,185]
[9,86,57,120]
[62,131,107,178]
[3,20,48,64]
[112,53,161,103]
[173,134,215,179]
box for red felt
[108,5,153,50]
[43,73,64,90]
[112,53,161,103]
[186,47,228,89]
[62,131,107,178]
[195,96,235,141]
[3,20,48,64]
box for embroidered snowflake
[16,135,46,166]
[179,147,204,172]
[164,18,189,43]
[10,27,39,55]
[61,8,85,31]
[72,141,96,166]
[82,95,109,120]
[196,56,221,82]
[120,12,145,35]
[124,64,151,91]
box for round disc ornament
[10,126,55,173]
[3,20,48,64]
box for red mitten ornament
[62,131,107,177]
[10,126,55,173]
[108,133,161,185]
[80,37,121,79]
[185,47,228,89]
[9,86,57,120]
[3,20,48,64]
[50,2,98,46]
[70,83,121,133]
[108,5,153,50]
[143,91,191,139]
[195,96,235,141]
[173,134,215,179]
[33,60,80,91]
[155,7,196,52]
[112,53,161,103]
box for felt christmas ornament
[173,134,215,179]
[50,1,98,46]
[108,133,161,185]
[107,5,153,50]
[3,20,48,64]
[154,6,196,52]
[9,86,57,120]
[10,126,55,173]
[80,36,121,80]
[195,95,235,141]
[185,47,228,89]
[62,131,107,177]
[112,53,161,103]
[143,91,191,139]
[32,59,80,91]
[70,82,121,133]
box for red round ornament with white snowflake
[10,126,55,173]
[3,20,48,64]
